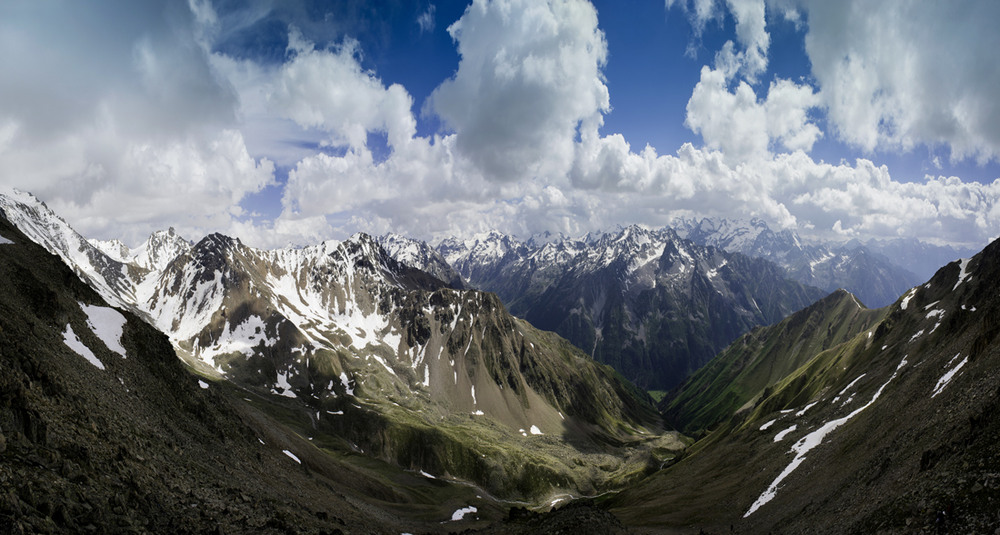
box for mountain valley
[2,187,998,534]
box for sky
[1,0,999,250]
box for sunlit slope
[662,288,886,435]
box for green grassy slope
[661,289,886,435]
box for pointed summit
[132,227,192,271]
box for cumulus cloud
[429,0,610,182]
[668,0,769,81]
[2,0,998,255]
[677,0,1000,163]
[794,0,1000,163]
[684,66,821,162]
[0,1,273,245]
[269,31,417,151]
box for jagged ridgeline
[609,238,1000,533]
[0,189,683,508]
[437,226,824,390]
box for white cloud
[793,0,1000,163]
[722,0,768,81]
[429,0,610,182]
[2,0,998,256]
[685,66,821,162]
[0,2,272,246]
[668,0,769,81]
[673,0,1000,163]
[269,31,418,152]
[41,129,274,247]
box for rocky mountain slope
[609,237,1000,533]
[673,217,928,308]
[0,189,680,507]
[0,211,492,534]
[437,225,824,390]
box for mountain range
[0,188,679,511]
[0,211,464,533]
[436,225,825,390]
[3,186,997,533]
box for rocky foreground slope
[0,214,438,533]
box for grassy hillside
[662,289,886,435]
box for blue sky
[1,0,999,249]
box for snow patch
[835,374,866,402]
[198,315,277,365]
[340,372,354,395]
[530,425,543,435]
[273,369,297,398]
[953,258,972,290]
[79,303,128,357]
[795,402,818,417]
[931,354,968,398]
[62,324,104,370]
[372,354,396,376]
[899,288,916,310]
[0,234,12,245]
[198,380,209,389]
[450,506,477,521]
[282,450,301,464]
[759,419,777,431]
[773,425,797,442]
[745,356,904,517]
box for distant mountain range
[435,225,824,390]
[671,216,975,308]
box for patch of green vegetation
[647,390,668,403]
[662,290,888,435]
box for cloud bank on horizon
[0,0,998,249]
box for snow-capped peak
[131,227,192,271]
[88,238,131,263]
